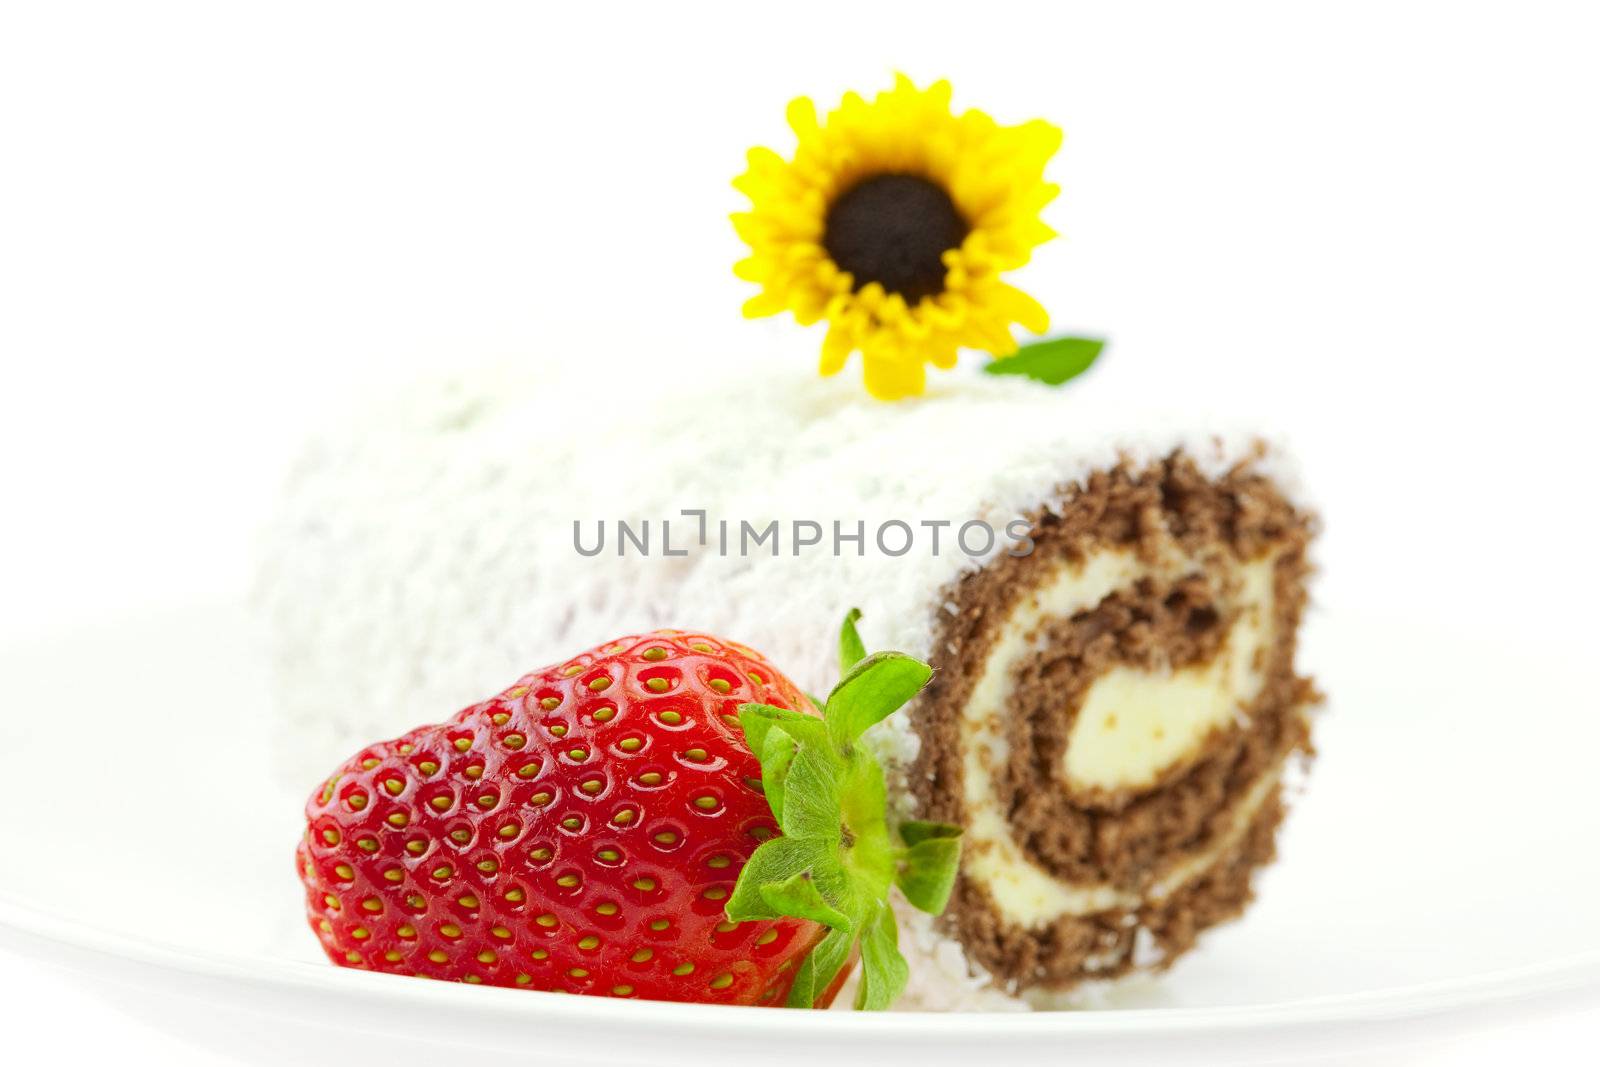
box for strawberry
[295,614,960,1009]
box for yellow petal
[992,282,1051,335]
[742,291,788,319]
[787,96,820,142]
[819,326,853,376]
[926,340,962,370]
[732,147,788,197]
[730,213,767,244]
[862,355,926,401]
[792,288,830,326]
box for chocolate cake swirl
[908,456,1315,997]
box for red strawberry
[296,616,960,1009]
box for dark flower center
[823,174,969,304]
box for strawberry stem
[725,610,963,1010]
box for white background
[2,1,1597,1062]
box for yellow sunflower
[732,76,1061,400]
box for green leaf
[983,335,1105,386]
[757,725,801,825]
[899,820,963,848]
[727,842,850,925]
[895,827,963,915]
[729,838,819,921]
[785,926,856,1009]
[824,652,932,748]
[739,702,829,758]
[779,745,846,841]
[838,608,867,676]
[759,868,851,930]
[853,902,910,1010]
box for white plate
[1,599,1597,1065]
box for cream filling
[1063,558,1274,795]
[958,544,1282,929]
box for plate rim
[5,893,1599,1038]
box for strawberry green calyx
[726,610,963,1010]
